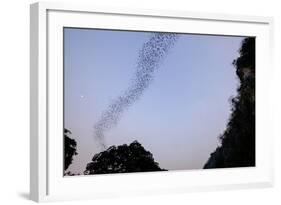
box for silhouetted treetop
[84,141,166,175]
[64,128,78,173]
[234,37,255,81]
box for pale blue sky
[64,28,244,174]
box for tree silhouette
[204,37,255,168]
[64,128,78,172]
[84,141,166,175]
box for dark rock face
[204,37,255,169]
[85,141,166,175]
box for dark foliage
[84,141,166,175]
[64,171,81,176]
[204,37,255,168]
[64,128,78,172]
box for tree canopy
[64,128,78,172]
[84,141,166,175]
[204,37,255,168]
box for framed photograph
[30,2,274,202]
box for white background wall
[0,0,280,204]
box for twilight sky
[64,27,244,174]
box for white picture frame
[30,1,274,202]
